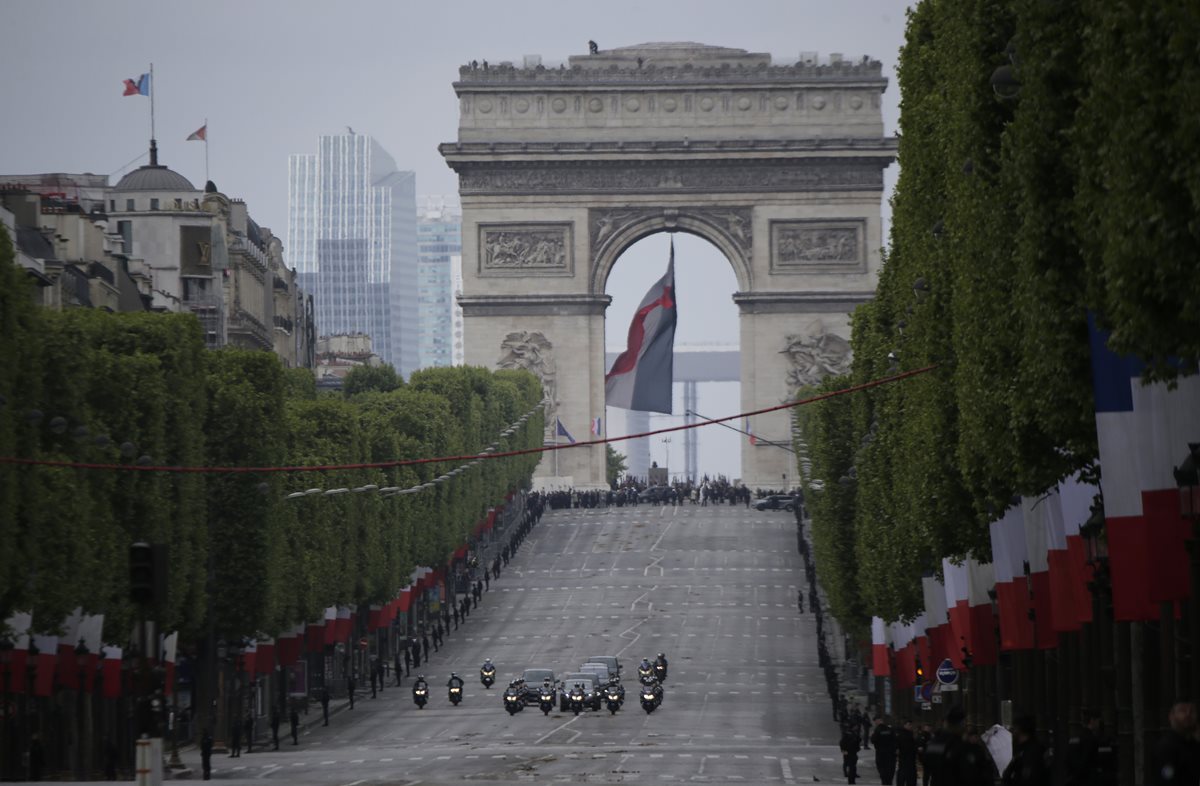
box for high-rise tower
[288,133,417,375]
[416,196,463,368]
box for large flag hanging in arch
[605,240,677,413]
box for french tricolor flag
[122,73,150,97]
[590,417,603,436]
[605,245,676,414]
[322,605,338,646]
[2,612,31,694]
[1024,476,1096,635]
[1089,314,1200,621]
[101,646,123,699]
[943,557,998,667]
[923,575,958,668]
[991,504,1036,651]
[871,616,891,677]
[32,634,58,697]
[890,620,914,688]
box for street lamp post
[662,438,672,480]
[0,638,12,781]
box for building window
[109,200,115,212]
[150,198,159,210]
[126,198,135,211]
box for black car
[755,494,796,512]
[520,668,558,706]
[639,486,674,504]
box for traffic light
[129,542,167,606]
[915,657,925,683]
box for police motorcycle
[637,658,655,685]
[447,673,465,706]
[538,680,556,716]
[654,652,668,683]
[640,680,663,714]
[604,681,624,714]
[503,680,525,715]
[412,676,429,709]
[566,682,587,716]
[480,659,496,688]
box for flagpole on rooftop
[204,118,209,185]
[149,63,156,144]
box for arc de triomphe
[441,43,895,489]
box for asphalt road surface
[192,502,880,785]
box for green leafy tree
[342,364,402,397]
[606,445,627,487]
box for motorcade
[754,494,797,512]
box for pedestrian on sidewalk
[377,658,385,692]
[320,687,330,726]
[200,729,214,780]
[896,720,919,786]
[422,634,430,662]
[797,588,805,613]
[841,723,861,784]
[27,734,44,781]
[443,608,451,633]
[394,653,403,686]
[229,717,242,757]
[290,708,300,746]
[871,717,897,785]
[453,604,460,629]
[347,674,356,710]
[370,664,378,698]
[404,647,412,675]
[270,707,280,751]
[1003,715,1050,786]
[412,639,422,668]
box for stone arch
[589,208,753,296]
[442,42,896,489]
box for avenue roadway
[192,501,867,785]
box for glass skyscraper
[288,133,417,376]
[416,196,463,369]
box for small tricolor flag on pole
[590,417,602,436]
[556,418,576,444]
[122,73,150,97]
[186,124,207,142]
[745,418,757,446]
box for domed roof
[114,164,196,192]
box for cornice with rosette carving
[452,158,888,197]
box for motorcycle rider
[481,658,495,675]
[447,672,464,690]
[656,652,668,669]
[412,674,428,707]
[638,657,654,683]
[608,675,625,702]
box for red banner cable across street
[0,365,937,475]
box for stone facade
[442,43,895,488]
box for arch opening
[604,232,741,486]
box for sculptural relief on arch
[443,42,895,488]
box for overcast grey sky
[1,0,915,479]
